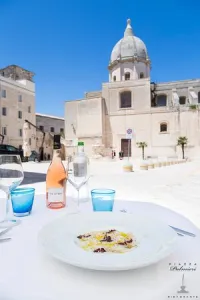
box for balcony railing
[151,104,200,112]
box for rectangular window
[29,138,31,145]
[28,106,31,113]
[2,127,7,135]
[156,95,167,107]
[2,107,7,116]
[50,127,54,133]
[60,128,64,133]
[28,123,31,129]
[19,129,23,137]
[39,125,44,131]
[1,90,6,98]
[120,91,132,108]
[179,96,186,105]
[18,111,22,119]
[18,95,22,102]
[125,73,130,81]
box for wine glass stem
[6,192,10,215]
[77,189,80,208]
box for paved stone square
[21,159,200,229]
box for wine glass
[68,176,91,204]
[0,155,24,228]
[67,156,91,212]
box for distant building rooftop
[36,113,64,121]
[0,64,35,82]
[85,90,102,99]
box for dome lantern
[124,19,134,37]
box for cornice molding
[108,57,151,70]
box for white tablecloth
[0,194,200,300]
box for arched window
[160,123,167,133]
[156,94,167,107]
[179,96,186,105]
[198,92,200,104]
[113,75,116,82]
[125,72,130,81]
[120,91,132,108]
[140,72,144,79]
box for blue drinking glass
[91,189,115,211]
[11,188,35,217]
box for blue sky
[1,0,200,117]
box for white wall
[64,78,200,159]
[0,76,36,149]
[109,61,150,82]
[65,97,103,156]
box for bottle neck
[77,146,84,154]
[52,149,61,160]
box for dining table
[0,181,200,300]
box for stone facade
[0,65,34,82]
[0,66,36,149]
[64,19,200,159]
[0,65,67,159]
[35,113,65,160]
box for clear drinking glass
[0,155,24,227]
[91,189,115,211]
[11,187,35,217]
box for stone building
[0,65,36,149]
[64,19,200,159]
[35,113,65,160]
[0,65,65,159]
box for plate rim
[38,212,178,271]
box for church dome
[110,19,149,65]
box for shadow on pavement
[22,171,46,185]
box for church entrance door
[121,139,131,157]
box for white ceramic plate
[38,212,178,271]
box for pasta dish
[76,229,137,253]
